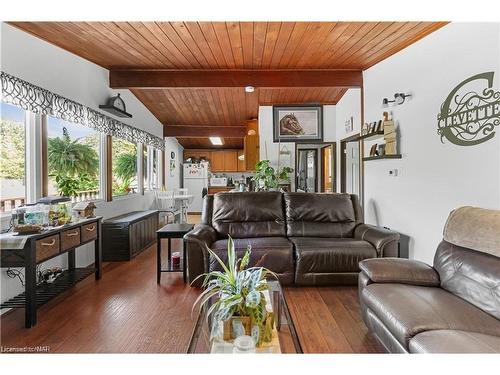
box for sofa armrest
[359,258,440,286]
[184,225,217,287]
[355,223,400,257]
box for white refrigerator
[183,162,209,213]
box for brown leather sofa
[184,191,399,286]
[359,206,500,353]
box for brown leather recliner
[359,206,500,353]
[184,191,400,287]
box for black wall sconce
[382,92,412,107]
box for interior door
[345,142,360,196]
[321,145,333,192]
[296,149,317,192]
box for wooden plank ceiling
[9,22,447,149]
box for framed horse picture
[273,105,323,142]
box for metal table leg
[25,242,37,328]
[157,235,162,284]
[167,238,171,269]
[182,238,187,283]
[95,220,102,280]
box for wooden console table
[0,217,102,328]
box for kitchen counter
[208,186,234,194]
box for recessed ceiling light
[245,86,255,93]
[209,136,223,146]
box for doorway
[296,148,318,192]
[321,143,336,192]
[340,134,361,195]
[295,142,336,193]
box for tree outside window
[0,102,26,212]
[47,117,100,201]
[112,138,138,196]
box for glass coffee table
[187,280,303,353]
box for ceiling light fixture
[245,86,255,93]
[209,136,223,146]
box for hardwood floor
[1,218,383,353]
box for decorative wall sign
[344,116,353,133]
[273,105,323,142]
[437,72,500,146]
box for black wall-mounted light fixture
[382,92,412,107]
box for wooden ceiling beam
[163,125,247,138]
[110,69,363,89]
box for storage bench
[102,210,159,261]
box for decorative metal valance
[1,71,164,150]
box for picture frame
[344,116,354,133]
[369,122,377,133]
[376,120,383,132]
[273,105,323,142]
[361,123,369,136]
[369,143,379,156]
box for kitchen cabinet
[223,151,238,172]
[244,134,259,171]
[237,150,245,172]
[184,150,212,162]
[211,151,225,171]
[184,149,247,172]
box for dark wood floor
[1,236,383,353]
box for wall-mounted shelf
[357,130,385,142]
[363,154,402,162]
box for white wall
[258,105,336,190]
[0,23,182,305]
[363,22,500,264]
[164,137,184,191]
[334,88,362,192]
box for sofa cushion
[210,237,294,277]
[443,206,500,257]
[409,330,500,353]
[212,192,285,238]
[434,241,500,320]
[292,237,376,274]
[362,283,500,349]
[284,192,358,237]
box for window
[152,148,158,190]
[143,146,159,191]
[0,103,27,212]
[112,137,137,197]
[47,116,100,202]
[143,145,149,191]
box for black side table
[156,223,194,284]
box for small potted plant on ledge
[192,237,277,347]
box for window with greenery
[151,148,158,190]
[112,137,138,197]
[47,117,100,201]
[143,145,149,191]
[0,102,26,212]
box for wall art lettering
[437,71,499,146]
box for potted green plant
[252,159,293,191]
[192,237,277,346]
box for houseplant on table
[192,237,277,346]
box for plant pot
[223,316,251,340]
[223,312,275,347]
